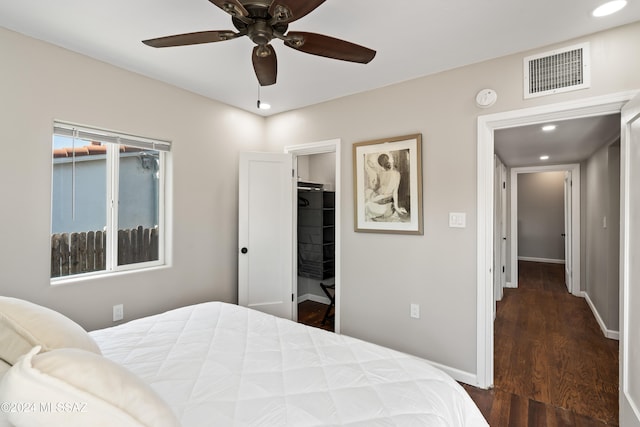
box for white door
[500,163,507,293]
[493,156,506,305]
[620,93,640,427]
[493,157,500,306]
[238,152,294,319]
[563,171,572,293]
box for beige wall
[1,21,639,381]
[265,22,640,375]
[296,152,336,190]
[585,141,621,332]
[607,143,620,331]
[0,27,265,331]
[517,172,565,261]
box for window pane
[117,146,160,266]
[51,136,107,277]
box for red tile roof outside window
[53,142,142,158]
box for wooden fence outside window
[51,226,158,277]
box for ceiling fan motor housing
[248,20,275,48]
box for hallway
[465,261,619,425]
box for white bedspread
[90,302,488,427]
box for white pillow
[0,297,101,365]
[0,347,181,427]
[0,361,9,376]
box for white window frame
[51,121,170,283]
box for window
[51,122,170,280]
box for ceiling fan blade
[142,30,238,48]
[285,32,376,64]
[269,0,325,24]
[208,0,248,17]
[252,45,277,86]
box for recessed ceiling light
[256,100,271,110]
[592,0,627,17]
[542,124,556,132]
[540,155,550,160]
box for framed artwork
[353,134,423,234]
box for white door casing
[564,171,573,293]
[620,92,640,427]
[285,139,341,333]
[493,156,501,308]
[493,156,507,305]
[238,152,294,319]
[499,164,508,292]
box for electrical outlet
[410,303,420,319]
[113,304,124,322]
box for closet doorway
[285,140,341,333]
[296,155,336,332]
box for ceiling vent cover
[524,42,590,99]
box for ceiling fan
[142,0,376,86]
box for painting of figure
[353,135,423,234]
[363,150,410,222]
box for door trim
[285,139,341,333]
[509,164,580,296]
[476,90,639,389]
[620,93,640,426]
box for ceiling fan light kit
[142,0,377,87]
[256,84,271,110]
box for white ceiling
[1,0,639,117]
[495,114,621,167]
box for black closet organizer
[297,187,335,280]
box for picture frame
[353,134,423,234]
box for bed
[0,297,488,427]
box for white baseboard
[518,256,565,264]
[505,281,516,289]
[582,291,620,340]
[424,358,479,388]
[297,293,331,305]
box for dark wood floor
[298,300,334,332]
[465,261,619,426]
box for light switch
[410,304,420,319]
[449,212,466,228]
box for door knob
[241,247,248,254]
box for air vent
[524,43,590,99]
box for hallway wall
[584,140,621,333]
[517,172,566,262]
